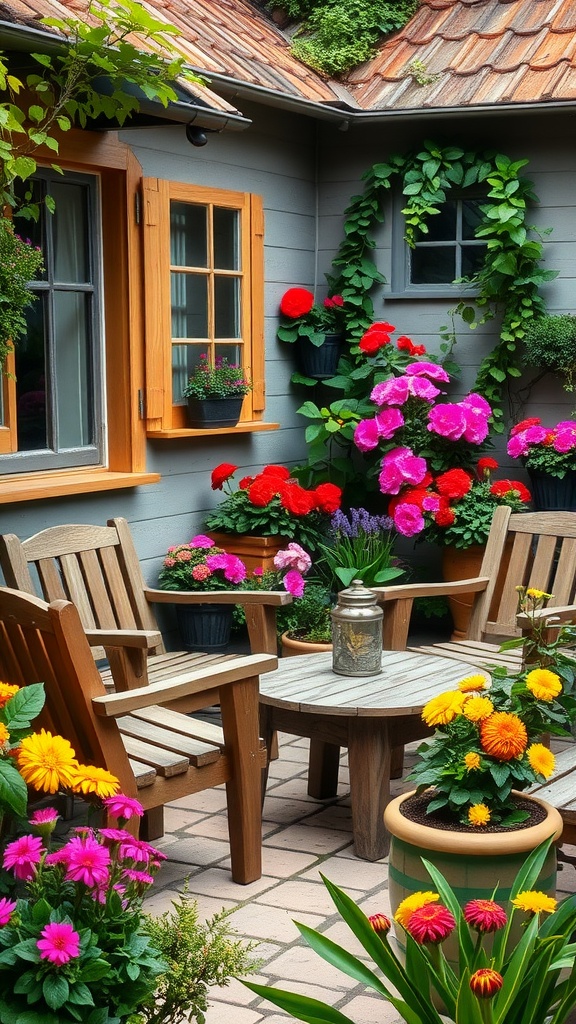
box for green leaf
[243,982,356,1024]
[0,759,28,816]
[43,973,69,1010]
[3,681,44,729]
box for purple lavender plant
[319,508,404,589]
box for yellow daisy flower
[525,588,552,600]
[468,804,491,827]
[512,890,557,915]
[464,752,481,771]
[422,690,466,727]
[0,682,19,708]
[71,764,120,799]
[527,743,555,779]
[525,669,562,702]
[394,891,439,927]
[458,675,487,693]
[0,722,10,746]
[462,696,494,722]
[17,729,78,793]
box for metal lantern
[330,579,383,676]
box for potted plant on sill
[277,287,347,380]
[205,462,343,569]
[158,534,248,650]
[182,354,252,428]
[507,415,576,511]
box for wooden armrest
[92,652,278,717]
[369,577,490,602]
[517,605,576,629]
[143,587,292,607]
[85,628,162,649]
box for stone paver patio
[145,732,576,1024]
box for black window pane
[461,244,487,278]
[411,247,456,285]
[52,182,89,283]
[214,277,240,337]
[170,202,207,268]
[422,202,457,242]
[53,292,91,447]
[16,298,48,451]
[462,199,484,240]
[213,207,239,270]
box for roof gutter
[0,20,251,132]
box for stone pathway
[145,733,576,1024]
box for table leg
[308,739,340,799]
[347,717,391,861]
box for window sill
[386,288,480,300]
[147,421,280,439]
[0,469,161,505]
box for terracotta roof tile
[347,0,576,110]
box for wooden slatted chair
[371,506,576,666]
[0,518,290,694]
[0,585,277,883]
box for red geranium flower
[247,477,283,507]
[435,468,473,500]
[490,479,531,503]
[280,287,315,319]
[261,465,291,480]
[477,457,499,476]
[211,463,238,490]
[314,482,342,513]
[239,475,253,489]
[324,295,344,308]
[510,416,541,436]
[280,483,317,516]
[434,506,456,527]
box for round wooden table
[259,649,490,861]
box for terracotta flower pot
[441,537,513,641]
[280,631,332,657]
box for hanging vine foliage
[329,140,558,429]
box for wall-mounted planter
[186,396,244,428]
[296,334,342,380]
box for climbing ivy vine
[328,140,557,430]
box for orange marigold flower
[527,743,555,779]
[468,804,491,826]
[462,696,494,722]
[470,968,503,999]
[458,675,487,692]
[0,722,9,746]
[0,683,19,708]
[464,752,481,771]
[480,712,528,761]
[525,668,562,702]
[394,891,439,927]
[422,690,466,727]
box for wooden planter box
[207,532,287,574]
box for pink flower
[274,543,312,574]
[464,899,507,933]
[378,447,428,495]
[554,426,576,453]
[37,922,81,966]
[103,794,144,821]
[190,535,215,548]
[461,404,490,444]
[375,408,404,439]
[163,556,176,568]
[253,567,263,577]
[405,903,456,944]
[123,867,155,886]
[0,897,17,927]
[29,808,59,826]
[507,433,529,458]
[192,564,211,581]
[427,403,467,440]
[223,554,247,584]
[409,376,442,401]
[64,836,111,887]
[405,361,450,382]
[283,569,306,597]
[45,847,71,868]
[176,549,192,561]
[3,834,44,880]
[354,418,381,452]
[371,377,411,406]
[393,502,425,537]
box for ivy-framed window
[392,193,487,296]
[0,134,158,504]
[142,179,266,435]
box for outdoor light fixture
[186,123,208,147]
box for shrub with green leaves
[523,314,576,390]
